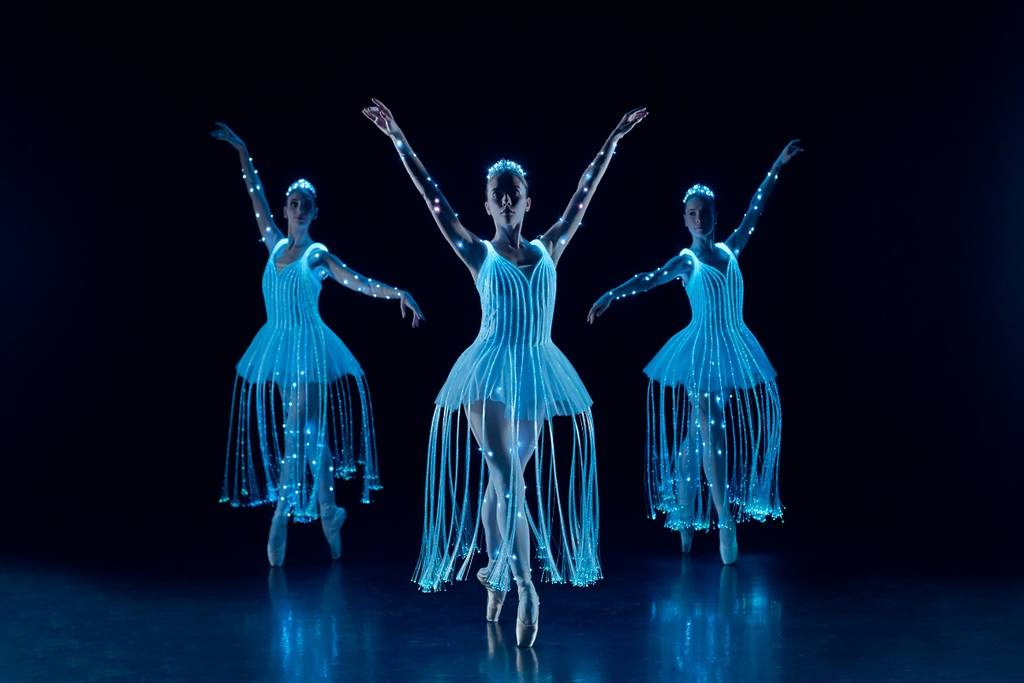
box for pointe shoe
[719,523,738,565]
[679,528,694,553]
[267,511,288,567]
[321,506,347,560]
[476,567,507,622]
[515,581,540,648]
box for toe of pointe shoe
[267,543,286,567]
[486,596,506,623]
[680,529,694,553]
[477,568,507,622]
[268,515,288,567]
[324,507,347,560]
[515,583,539,647]
[516,619,538,648]
[719,529,738,565]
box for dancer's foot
[515,580,540,648]
[321,505,347,560]
[476,566,507,622]
[267,509,289,567]
[679,528,694,553]
[719,521,738,565]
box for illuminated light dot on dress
[644,241,782,533]
[415,237,600,594]
[222,237,381,520]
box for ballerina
[588,140,802,564]
[213,122,424,567]
[364,99,646,646]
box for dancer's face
[484,173,530,229]
[284,191,317,230]
[684,196,716,238]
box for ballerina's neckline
[488,239,546,279]
[272,239,319,273]
[685,243,733,274]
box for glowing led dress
[645,242,782,531]
[221,238,379,521]
[415,239,599,592]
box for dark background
[3,11,1021,575]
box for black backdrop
[3,11,1021,573]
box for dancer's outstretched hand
[399,290,425,328]
[612,107,649,139]
[362,98,402,139]
[587,293,613,324]
[210,122,248,152]
[775,139,803,166]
